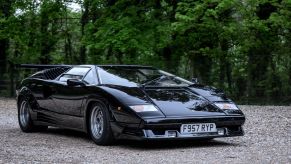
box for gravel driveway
[0,98,290,163]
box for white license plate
[180,123,217,134]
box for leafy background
[0,0,291,104]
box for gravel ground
[0,98,290,164]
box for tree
[0,0,14,77]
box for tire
[88,102,114,145]
[18,98,47,132]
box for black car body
[16,64,245,145]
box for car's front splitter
[113,123,244,141]
[141,126,244,140]
[116,126,244,140]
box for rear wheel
[18,98,47,132]
[88,102,114,145]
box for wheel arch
[84,98,116,133]
[17,86,38,111]
[17,94,25,108]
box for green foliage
[0,0,291,104]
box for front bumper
[113,115,245,140]
[142,126,244,140]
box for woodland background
[0,0,291,104]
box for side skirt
[32,110,86,132]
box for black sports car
[16,64,245,145]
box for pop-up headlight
[130,105,158,112]
[214,103,239,110]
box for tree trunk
[9,45,19,96]
[65,36,72,63]
[156,0,178,72]
[0,0,13,77]
[189,51,212,84]
[219,39,232,91]
[64,6,72,63]
[245,2,277,102]
[39,3,51,64]
[219,55,226,88]
[116,50,123,64]
[247,46,271,100]
[226,60,232,91]
[162,47,173,71]
[0,40,8,76]
[79,0,90,64]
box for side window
[59,67,90,82]
[59,74,83,82]
[83,70,97,84]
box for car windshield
[98,66,192,87]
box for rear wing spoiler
[16,64,72,70]
[16,64,72,80]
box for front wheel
[18,98,47,132]
[88,102,114,145]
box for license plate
[180,123,217,134]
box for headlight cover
[129,105,158,112]
[214,103,239,110]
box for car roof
[95,65,154,69]
[18,64,154,70]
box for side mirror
[191,78,199,84]
[67,79,85,87]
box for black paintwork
[16,65,245,140]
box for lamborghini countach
[16,64,245,145]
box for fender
[82,87,143,133]
[17,86,40,120]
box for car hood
[101,85,234,118]
[144,88,226,117]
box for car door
[52,66,94,116]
